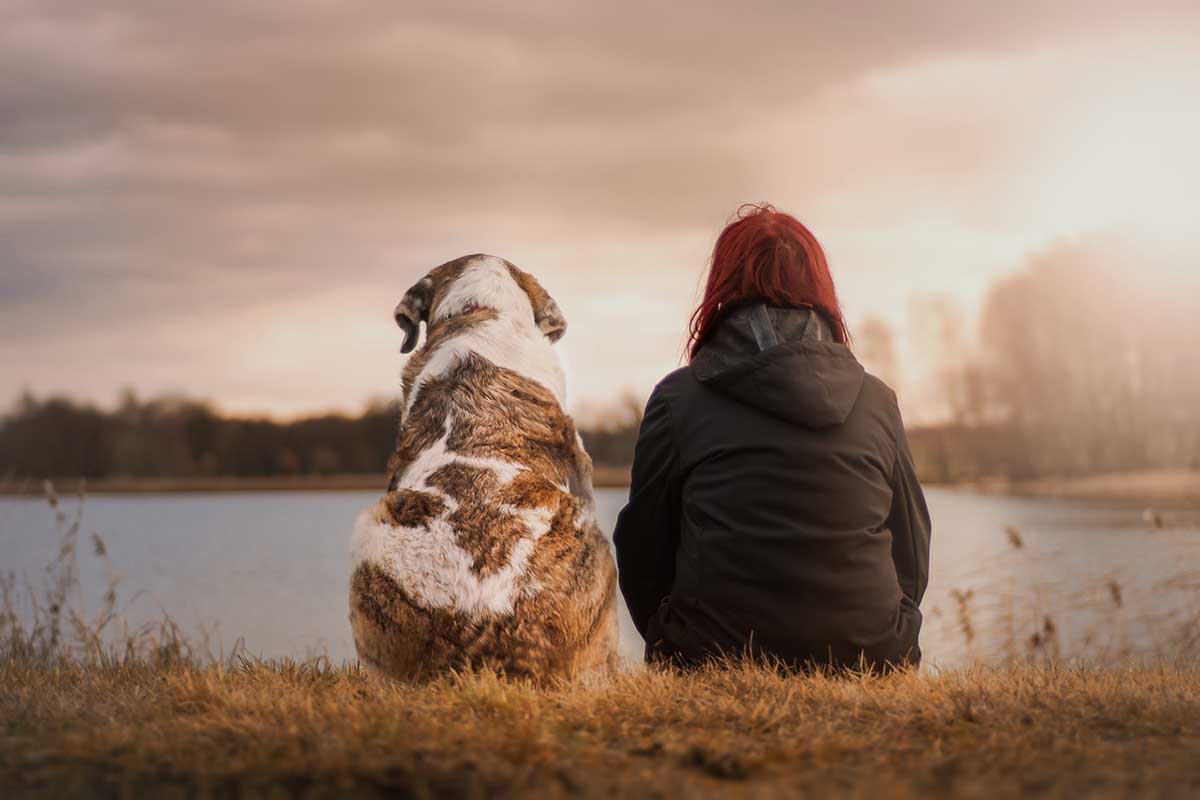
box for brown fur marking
[384,488,447,529]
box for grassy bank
[2,657,1199,798]
[2,485,1198,797]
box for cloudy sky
[2,0,1198,421]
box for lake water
[1,488,1197,668]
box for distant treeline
[4,239,1197,486]
[3,385,1195,488]
[0,392,642,482]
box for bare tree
[855,315,901,392]
[910,295,986,427]
[978,238,1200,477]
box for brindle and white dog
[349,254,619,682]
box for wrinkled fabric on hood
[691,304,865,428]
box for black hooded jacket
[612,304,931,670]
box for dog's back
[349,255,618,682]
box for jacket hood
[690,304,865,428]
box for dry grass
[3,483,1199,798]
[2,657,1199,799]
[0,483,239,668]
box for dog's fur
[349,254,619,682]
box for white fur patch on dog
[351,426,558,616]
[402,256,566,419]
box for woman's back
[614,304,928,669]
[612,204,930,672]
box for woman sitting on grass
[614,203,931,671]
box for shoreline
[0,466,635,497]
[957,469,1200,509]
[1,468,1195,508]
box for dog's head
[393,254,566,354]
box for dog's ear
[507,264,567,343]
[535,296,567,343]
[394,276,435,354]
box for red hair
[688,203,848,360]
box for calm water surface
[1,488,1196,667]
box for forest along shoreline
[1,469,1197,510]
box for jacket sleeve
[612,385,683,639]
[887,422,932,606]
